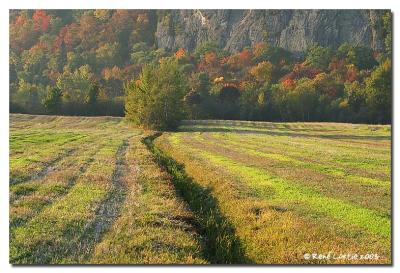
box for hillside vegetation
[10,10,392,124]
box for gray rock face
[155,10,388,53]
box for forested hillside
[9,10,392,123]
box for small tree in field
[125,58,187,130]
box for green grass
[9,139,107,227]
[154,120,391,264]
[198,150,390,237]
[9,131,89,184]
[144,134,248,263]
[10,140,122,263]
[9,114,207,264]
[9,115,391,264]
[204,132,390,180]
[90,135,207,264]
[178,133,390,215]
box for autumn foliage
[175,48,186,59]
[9,10,392,123]
[32,10,50,32]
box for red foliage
[32,10,50,32]
[62,23,80,50]
[53,26,68,52]
[238,48,251,65]
[220,56,229,65]
[281,78,295,90]
[281,64,321,82]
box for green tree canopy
[365,59,391,123]
[43,86,63,114]
[125,58,187,130]
[305,45,332,70]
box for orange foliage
[15,15,26,26]
[282,78,295,90]
[175,48,186,59]
[293,63,304,72]
[102,68,111,80]
[382,59,391,71]
[227,49,252,70]
[102,66,122,80]
[238,48,252,65]
[345,65,358,83]
[63,23,80,50]
[48,70,60,83]
[29,42,47,54]
[32,10,50,32]
[253,42,268,58]
[198,52,219,76]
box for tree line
[10,10,392,129]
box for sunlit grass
[9,114,206,264]
[155,120,391,264]
[9,116,391,264]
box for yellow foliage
[214,77,224,84]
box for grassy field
[9,114,205,264]
[154,120,391,264]
[9,115,391,264]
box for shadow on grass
[143,133,252,264]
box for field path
[10,115,391,264]
[10,115,206,264]
[68,138,132,262]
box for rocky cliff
[155,10,388,54]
